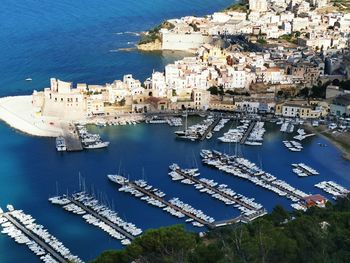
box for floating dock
[202,150,307,202]
[126,181,214,228]
[174,168,259,211]
[1,207,82,263]
[213,209,267,227]
[3,213,67,263]
[65,196,136,241]
[200,117,221,141]
[240,120,257,144]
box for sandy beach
[305,124,350,161]
[0,96,63,137]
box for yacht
[108,174,129,185]
[83,141,109,149]
[56,136,67,152]
[206,132,213,140]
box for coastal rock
[137,39,162,51]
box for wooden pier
[67,197,135,240]
[175,169,258,211]
[240,120,256,144]
[3,213,67,263]
[124,182,215,228]
[200,117,222,141]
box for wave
[125,31,141,36]
[114,31,140,36]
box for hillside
[137,21,175,50]
[92,195,350,263]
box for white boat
[245,141,262,146]
[56,136,67,152]
[206,132,213,140]
[107,174,128,185]
[25,78,32,81]
[83,141,109,149]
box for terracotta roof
[303,194,326,203]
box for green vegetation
[223,1,248,12]
[226,90,250,96]
[332,0,350,13]
[118,98,126,107]
[189,22,200,32]
[92,196,350,263]
[208,86,224,96]
[309,81,331,98]
[138,21,175,45]
[304,80,350,99]
[91,225,197,263]
[278,32,301,45]
[338,79,350,91]
[257,38,267,45]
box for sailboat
[174,110,197,140]
[175,109,188,137]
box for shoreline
[304,124,350,161]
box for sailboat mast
[55,181,59,196]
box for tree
[118,98,126,106]
[269,205,290,225]
[92,195,350,263]
[299,87,310,98]
[208,86,224,96]
[208,86,219,95]
[189,244,223,263]
[277,90,284,97]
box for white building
[249,0,268,12]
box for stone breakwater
[0,96,63,137]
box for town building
[276,100,327,118]
[330,94,350,117]
[249,0,268,12]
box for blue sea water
[0,1,350,262]
[0,0,233,96]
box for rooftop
[332,94,350,106]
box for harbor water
[1,0,350,262]
[1,119,350,262]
